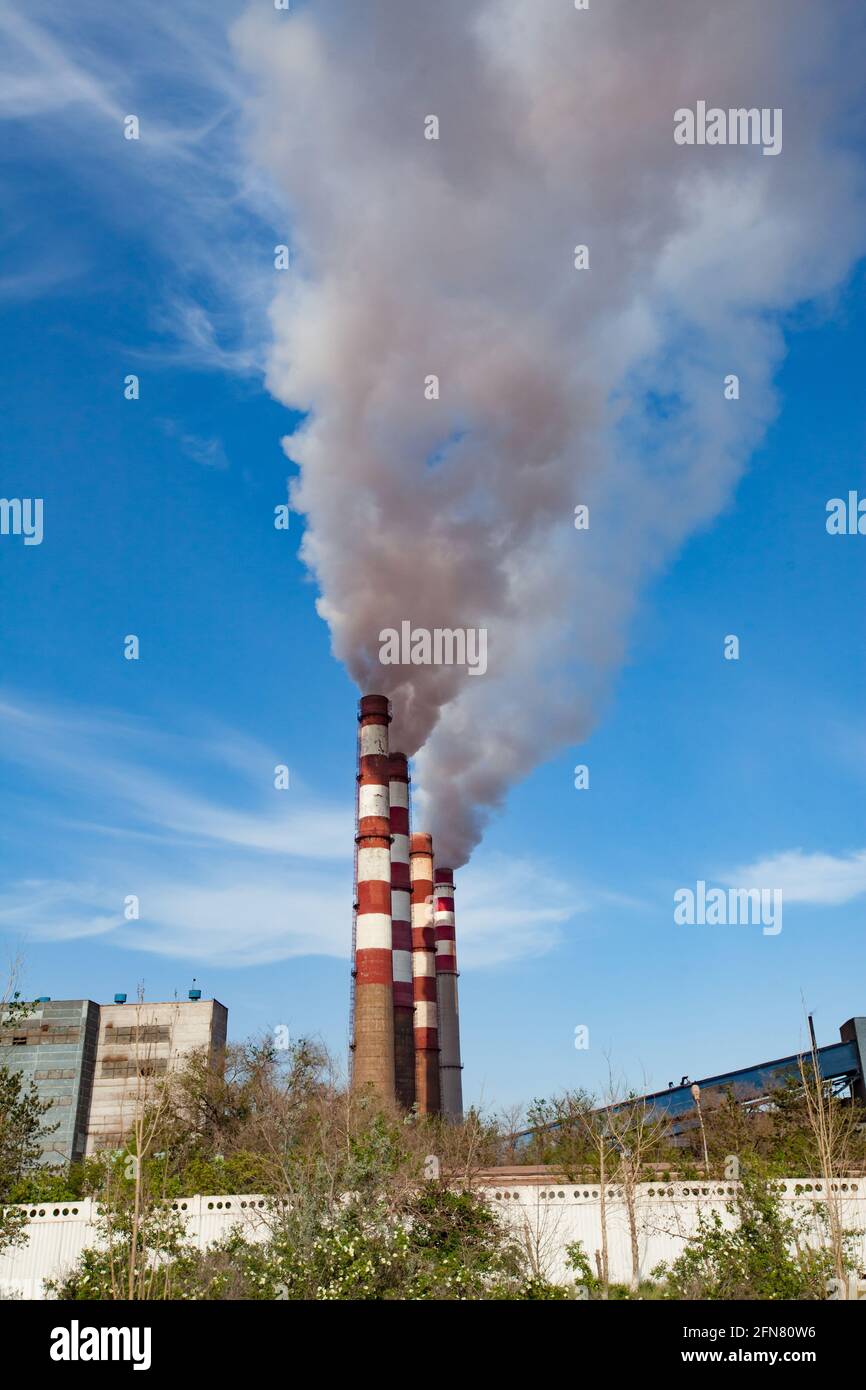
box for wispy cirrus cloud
[0,259,87,303]
[0,0,276,359]
[0,693,351,860]
[0,873,350,968]
[724,849,866,906]
[159,420,230,472]
[0,693,594,968]
[428,855,577,969]
[0,2,124,122]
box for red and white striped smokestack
[434,866,463,1121]
[389,753,415,1109]
[351,694,396,1101]
[410,831,440,1115]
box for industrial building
[0,993,227,1164]
[514,1014,866,1149]
[0,999,99,1165]
[351,693,464,1118]
[86,995,227,1154]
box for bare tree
[797,1041,861,1298]
[89,996,184,1300]
[600,1066,672,1294]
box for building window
[100,1058,169,1080]
[0,1028,79,1045]
[106,1025,170,1045]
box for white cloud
[0,3,124,122]
[0,0,276,369]
[159,420,230,471]
[0,872,350,968]
[724,849,866,906]
[0,694,591,968]
[0,260,86,303]
[0,852,595,970]
[0,692,352,860]
[0,880,120,943]
[456,855,583,967]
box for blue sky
[1,1,865,1114]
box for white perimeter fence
[2,1180,865,1297]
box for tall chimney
[351,694,396,1100]
[434,866,464,1120]
[410,832,440,1115]
[389,753,416,1109]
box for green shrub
[653,1169,847,1300]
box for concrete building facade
[0,997,226,1164]
[87,998,227,1154]
[0,999,100,1165]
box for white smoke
[232,0,865,866]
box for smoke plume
[232,0,865,866]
